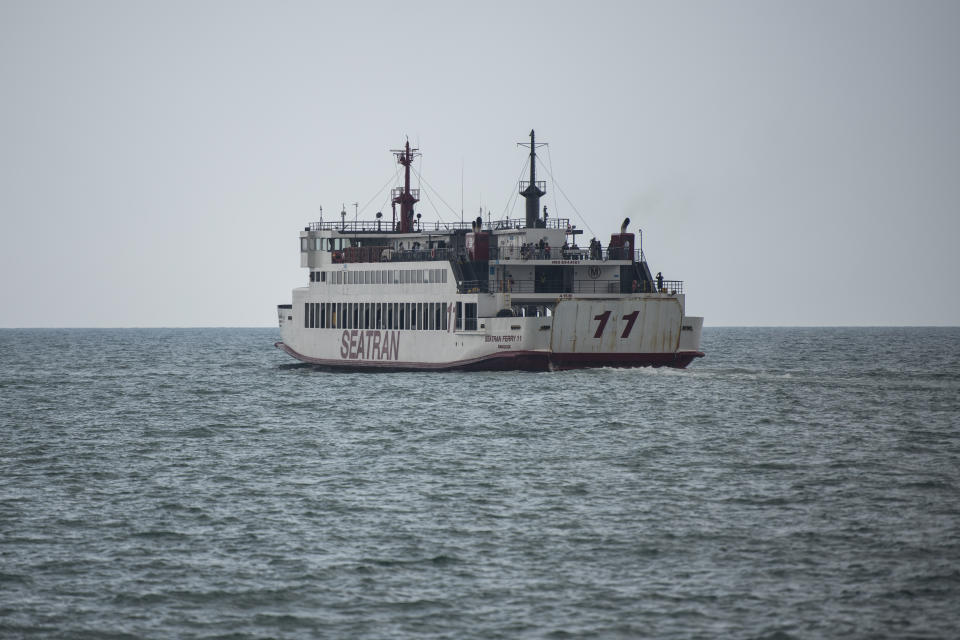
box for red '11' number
[593,310,640,339]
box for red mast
[390,140,420,233]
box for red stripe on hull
[275,342,703,372]
[549,351,704,370]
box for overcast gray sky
[1,0,957,327]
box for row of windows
[301,237,357,251]
[310,269,448,286]
[304,301,478,331]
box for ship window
[465,303,477,331]
[400,303,406,330]
[320,303,325,328]
[301,238,308,252]
[456,302,462,330]
[442,302,448,330]
[321,272,326,283]
[427,303,434,330]
[417,270,423,284]
[303,303,309,328]
[442,270,447,283]
[435,303,441,331]
[353,304,359,329]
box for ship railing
[490,246,646,262]
[518,179,547,194]
[307,217,573,233]
[489,279,685,295]
[458,280,489,294]
[327,244,660,273]
[331,247,460,263]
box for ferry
[275,131,704,371]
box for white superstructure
[276,132,704,371]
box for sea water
[2,327,959,639]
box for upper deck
[299,216,645,264]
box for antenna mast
[518,129,547,228]
[390,139,421,233]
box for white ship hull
[277,287,703,371]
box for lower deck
[277,295,704,371]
